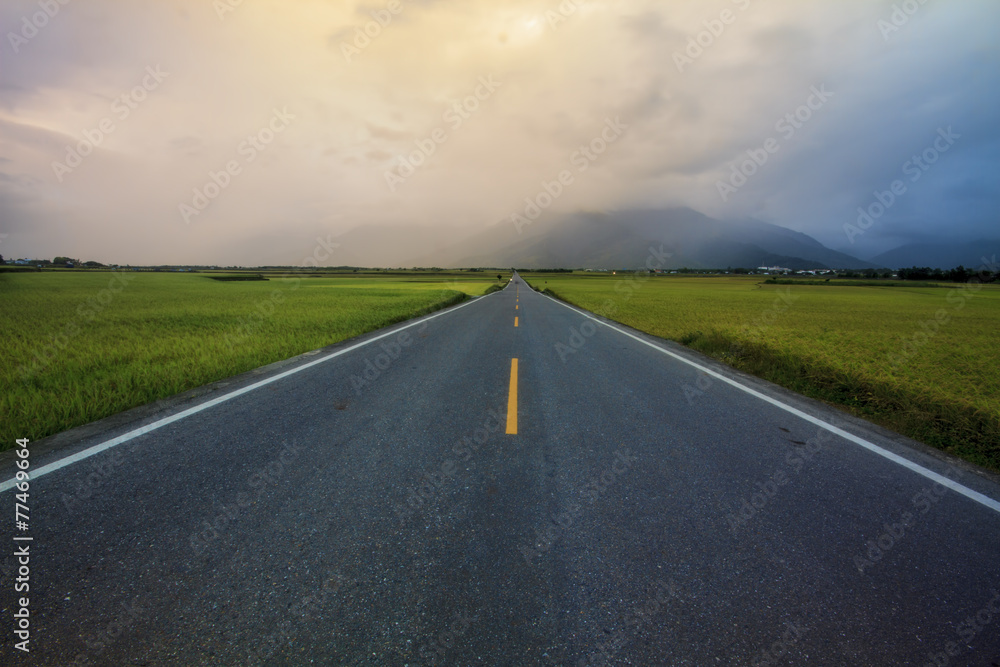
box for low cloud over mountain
[339,208,876,270]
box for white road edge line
[541,291,1000,515]
[0,291,502,493]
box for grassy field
[523,273,1000,472]
[0,271,506,449]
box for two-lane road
[2,273,999,665]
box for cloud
[0,0,997,264]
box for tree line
[897,265,998,282]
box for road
[2,273,1000,666]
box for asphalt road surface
[2,273,1000,666]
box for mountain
[409,208,872,270]
[869,239,1000,270]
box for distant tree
[899,266,935,280]
[944,265,969,282]
[497,274,502,281]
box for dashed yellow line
[506,358,518,434]
[515,316,519,327]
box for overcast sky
[1,0,997,265]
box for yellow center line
[506,358,518,434]
[514,316,519,327]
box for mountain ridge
[328,208,908,269]
[869,239,1000,270]
[414,208,874,270]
